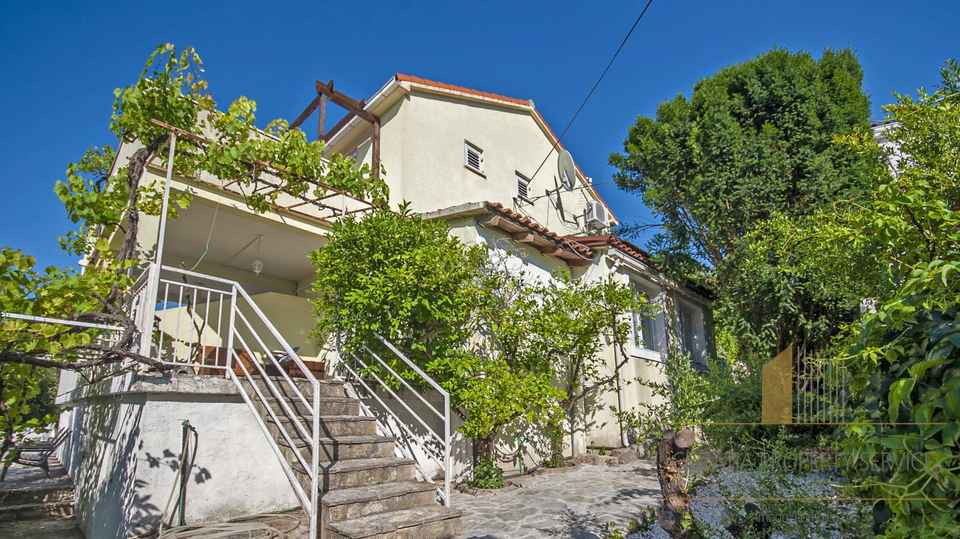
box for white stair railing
[336,333,452,506]
[137,264,321,539]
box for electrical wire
[529,0,656,182]
[524,179,620,202]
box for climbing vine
[1,43,386,467]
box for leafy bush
[468,457,504,489]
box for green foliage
[773,60,960,536]
[310,204,483,367]
[310,208,639,468]
[615,349,714,443]
[0,248,117,465]
[310,208,562,461]
[611,47,881,357]
[467,457,505,489]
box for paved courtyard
[454,460,661,539]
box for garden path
[455,460,660,539]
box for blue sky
[1,1,957,270]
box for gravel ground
[629,469,871,538]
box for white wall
[333,89,608,236]
[57,373,299,539]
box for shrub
[468,457,505,489]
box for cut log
[657,427,696,538]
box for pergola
[149,118,380,224]
[289,79,381,180]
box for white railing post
[444,391,451,507]
[225,286,237,378]
[138,263,158,359]
[154,134,177,272]
[310,382,320,539]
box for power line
[529,0,656,182]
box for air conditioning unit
[586,201,609,229]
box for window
[631,281,665,360]
[464,142,484,174]
[516,173,530,200]
[679,309,695,356]
[677,302,707,366]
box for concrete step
[279,435,397,462]
[256,396,360,417]
[0,517,84,537]
[0,501,75,522]
[293,457,416,491]
[324,505,462,539]
[267,415,377,440]
[244,377,346,399]
[0,485,74,506]
[320,481,437,524]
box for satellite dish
[557,149,576,190]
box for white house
[52,73,714,539]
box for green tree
[310,209,641,471]
[521,273,641,464]
[756,60,960,536]
[610,47,881,356]
[310,208,562,465]
[836,61,960,537]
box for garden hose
[156,513,301,538]
[158,420,198,535]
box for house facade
[324,74,715,451]
[54,73,714,538]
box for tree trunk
[657,428,696,538]
[476,434,495,462]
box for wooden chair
[1,428,69,481]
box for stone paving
[454,460,661,539]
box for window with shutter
[516,173,530,200]
[464,142,483,173]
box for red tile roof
[394,73,616,222]
[565,235,654,266]
[485,202,595,259]
[395,73,532,107]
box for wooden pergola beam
[315,80,377,124]
[321,111,357,143]
[290,95,321,131]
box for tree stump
[656,428,696,538]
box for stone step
[278,435,397,462]
[267,415,377,440]
[0,485,74,506]
[320,481,438,524]
[0,501,75,522]
[292,457,416,491]
[256,396,360,417]
[324,505,462,539]
[0,517,84,538]
[244,377,346,399]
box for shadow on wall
[354,385,467,484]
[64,393,214,539]
[68,395,157,539]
